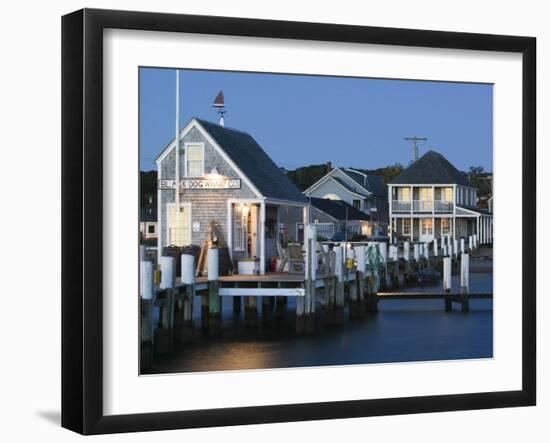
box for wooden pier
[140,232,492,370]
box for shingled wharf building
[155,118,308,274]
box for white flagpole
[175,69,180,210]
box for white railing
[392,199,454,213]
[413,200,433,212]
[315,222,335,238]
[392,200,411,212]
[434,200,454,213]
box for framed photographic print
[61,8,536,435]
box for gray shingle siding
[158,126,257,248]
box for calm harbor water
[145,273,493,374]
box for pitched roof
[341,169,387,197]
[310,197,370,221]
[389,150,472,186]
[331,177,369,197]
[195,119,308,203]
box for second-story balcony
[392,199,454,214]
[392,200,411,212]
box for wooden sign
[158,178,241,190]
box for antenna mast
[404,136,427,163]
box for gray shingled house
[388,150,493,244]
[278,196,371,242]
[302,166,388,236]
[155,118,308,274]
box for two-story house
[303,166,388,235]
[388,150,493,244]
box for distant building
[388,150,493,244]
[140,195,158,241]
[278,197,371,242]
[303,166,388,234]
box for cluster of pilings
[140,230,485,370]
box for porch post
[227,201,233,259]
[260,202,266,275]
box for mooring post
[468,236,473,251]
[404,241,411,275]
[275,282,285,319]
[207,248,221,336]
[424,242,430,265]
[140,260,154,370]
[379,242,389,290]
[413,243,420,270]
[453,239,458,260]
[460,238,465,255]
[261,283,271,326]
[355,245,367,317]
[433,238,438,258]
[334,245,345,324]
[304,227,316,333]
[245,294,259,328]
[233,293,241,316]
[157,256,175,353]
[443,256,452,312]
[179,253,195,343]
[460,253,470,312]
[366,247,379,313]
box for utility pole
[404,136,427,163]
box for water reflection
[147,273,493,374]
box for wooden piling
[232,294,241,316]
[207,248,221,336]
[334,245,345,324]
[413,243,420,270]
[245,295,259,328]
[179,253,195,343]
[460,253,470,312]
[140,261,154,371]
[261,284,271,326]
[443,256,452,312]
[366,269,379,313]
[156,256,175,354]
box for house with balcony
[303,166,388,236]
[388,150,493,244]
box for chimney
[326,161,332,173]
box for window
[421,218,433,235]
[420,187,433,201]
[147,225,155,234]
[443,187,453,202]
[403,218,411,236]
[167,203,191,246]
[441,218,451,235]
[352,199,361,209]
[186,144,204,177]
[400,187,410,201]
[233,204,248,251]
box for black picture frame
[61,8,536,435]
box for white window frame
[421,218,433,235]
[399,187,410,201]
[441,217,451,235]
[443,187,453,202]
[166,202,192,247]
[402,218,411,236]
[233,203,248,252]
[184,142,205,177]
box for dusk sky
[139,68,493,173]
